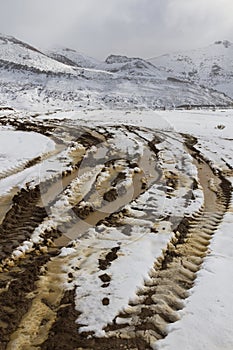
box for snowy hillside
[148,40,233,98]
[46,46,101,69]
[0,34,76,75]
[0,34,232,111]
[99,54,166,78]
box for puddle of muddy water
[54,172,143,245]
[38,148,85,208]
[192,157,220,212]
[56,147,161,245]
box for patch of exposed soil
[0,253,53,349]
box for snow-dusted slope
[99,54,166,78]
[148,40,233,98]
[46,46,101,69]
[0,34,232,111]
[0,34,76,75]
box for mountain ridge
[0,33,232,111]
[148,40,233,98]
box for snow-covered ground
[38,108,233,173]
[153,110,233,350]
[0,128,55,177]
[1,32,233,349]
[0,127,78,196]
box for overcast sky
[0,0,233,60]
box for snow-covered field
[0,108,232,350]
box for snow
[0,146,73,196]
[161,109,233,171]
[51,108,233,174]
[0,34,76,75]
[0,129,55,177]
[46,46,101,69]
[155,179,233,350]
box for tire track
[0,181,60,349]
[0,125,135,349]
[3,126,159,349]
[0,253,54,350]
[36,130,198,349]
[101,139,232,348]
[4,164,147,349]
[0,126,109,349]
[0,126,107,265]
[0,186,46,263]
[39,135,231,350]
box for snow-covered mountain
[46,46,101,69]
[0,34,77,75]
[148,40,233,98]
[99,54,166,78]
[0,34,232,111]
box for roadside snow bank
[0,130,55,175]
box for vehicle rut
[100,138,231,348]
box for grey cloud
[0,0,232,59]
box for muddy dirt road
[0,116,231,350]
